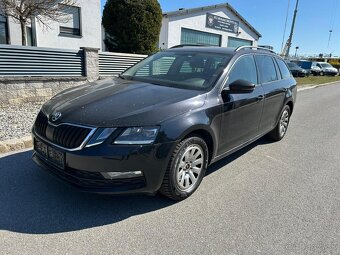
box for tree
[102,0,162,54]
[0,0,77,46]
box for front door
[218,55,264,155]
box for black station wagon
[32,46,297,200]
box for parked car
[316,62,338,76]
[311,62,322,76]
[293,60,321,76]
[32,46,297,200]
[286,62,307,77]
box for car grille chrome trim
[33,111,97,151]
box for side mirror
[224,79,255,94]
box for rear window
[276,58,291,79]
[255,55,278,83]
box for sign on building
[206,13,239,34]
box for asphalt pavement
[0,84,339,255]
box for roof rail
[235,46,276,54]
[170,44,214,49]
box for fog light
[101,171,143,180]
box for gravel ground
[0,103,42,141]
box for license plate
[34,138,65,169]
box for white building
[0,0,101,50]
[159,3,261,50]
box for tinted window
[276,58,291,79]
[0,15,8,44]
[255,55,278,83]
[60,6,81,36]
[228,55,257,85]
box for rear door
[218,54,264,155]
[255,55,286,133]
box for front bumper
[32,131,176,195]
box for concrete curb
[297,80,340,91]
[0,136,33,154]
[1,81,339,155]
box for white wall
[7,20,22,45]
[159,7,259,49]
[5,0,101,50]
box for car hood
[41,78,206,127]
[325,67,338,72]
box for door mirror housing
[224,79,256,94]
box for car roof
[166,46,278,57]
[167,46,235,54]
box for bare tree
[0,0,77,46]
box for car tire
[159,136,209,201]
[320,71,324,76]
[267,105,291,141]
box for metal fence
[99,52,147,76]
[0,45,84,77]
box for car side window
[255,55,278,83]
[227,55,257,85]
[276,58,291,79]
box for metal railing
[0,45,84,77]
[99,51,147,76]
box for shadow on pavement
[0,137,270,234]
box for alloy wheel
[279,109,290,137]
[176,145,204,191]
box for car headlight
[86,128,116,147]
[114,127,159,145]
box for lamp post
[295,46,299,58]
[328,30,333,47]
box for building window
[59,5,81,36]
[227,37,252,48]
[181,28,221,46]
[0,15,9,44]
[26,26,33,46]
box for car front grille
[34,111,93,150]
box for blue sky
[100,0,340,56]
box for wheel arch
[286,100,294,113]
[180,126,216,164]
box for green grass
[295,75,340,86]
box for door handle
[257,95,264,101]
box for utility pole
[285,0,300,58]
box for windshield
[121,51,232,91]
[287,63,298,68]
[297,61,312,69]
[320,63,332,68]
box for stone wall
[0,77,87,106]
[81,47,100,82]
[0,47,98,107]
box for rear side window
[255,55,278,83]
[228,55,258,85]
[276,58,291,79]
